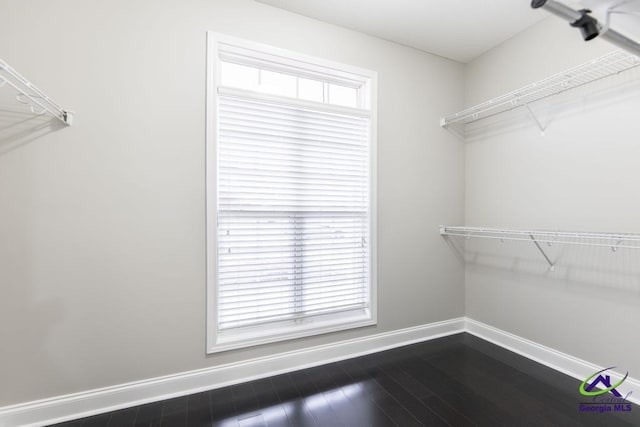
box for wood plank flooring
[51,333,640,426]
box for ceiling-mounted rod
[531,0,640,57]
[0,58,73,125]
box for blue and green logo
[579,367,628,397]
[578,367,633,414]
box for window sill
[207,311,375,354]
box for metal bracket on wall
[528,234,555,271]
[0,58,73,125]
[524,104,546,134]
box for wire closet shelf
[440,226,640,250]
[440,49,639,130]
[0,58,72,125]
[440,226,640,272]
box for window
[206,33,377,353]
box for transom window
[206,33,377,353]
[220,61,359,107]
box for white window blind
[217,93,371,331]
[207,34,376,351]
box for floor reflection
[214,380,371,426]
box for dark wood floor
[52,333,640,426]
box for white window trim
[206,32,377,354]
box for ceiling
[255,0,549,63]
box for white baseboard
[0,318,465,427]
[4,317,638,427]
[465,318,640,406]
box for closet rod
[532,0,640,57]
[0,58,73,125]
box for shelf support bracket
[0,58,73,126]
[525,104,545,134]
[529,234,555,271]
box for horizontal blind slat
[219,112,367,138]
[219,289,367,311]
[218,255,367,271]
[218,169,368,185]
[219,281,367,297]
[218,304,369,331]
[219,136,367,158]
[219,133,367,155]
[219,272,367,289]
[220,95,369,127]
[220,298,368,321]
[218,148,367,170]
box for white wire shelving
[440,226,640,272]
[440,49,639,132]
[0,58,73,125]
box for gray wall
[0,0,465,406]
[464,17,640,374]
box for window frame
[206,32,377,354]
